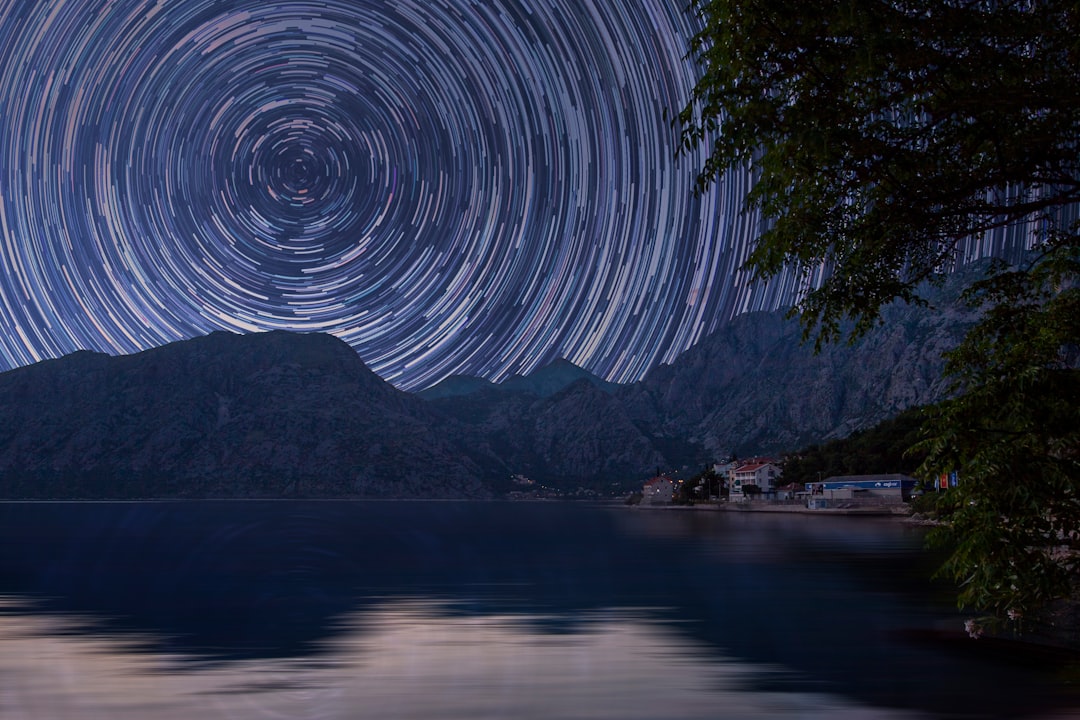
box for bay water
[0,500,1075,719]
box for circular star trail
[0,0,790,390]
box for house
[728,461,781,500]
[642,475,674,504]
[774,482,804,501]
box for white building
[728,462,781,499]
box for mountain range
[0,285,975,498]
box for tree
[678,0,1080,624]
[673,466,722,503]
[679,0,1079,338]
[916,245,1080,621]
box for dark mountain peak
[545,358,587,372]
[416,358,615,401]
[158,329,369,372]
[29,347,112,374]
[415,374,497,400]
[100,330,395,400]
[0,330,487,499]
[500,358,615,397]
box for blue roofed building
[809,474,917,504]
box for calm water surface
[0,500,1076,719]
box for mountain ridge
[0,330,489,499]
[417,357,616,400]
[0,290,975,497]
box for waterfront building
[811,474,917,504]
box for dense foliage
[782,407,927,484]
[679,0,1080,623]
[679,0,1079,341]
[916,244,1080,620]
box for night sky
[0,0,809,390]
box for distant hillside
[779,406,930,484]
[498,359,618,397]
[616,289,974,458]
[0,331,489,499]
[425,379,668,490]
[420,284,975,470]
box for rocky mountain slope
[425,379,667,490]
[425,284,976,478]
[617,295,974,459]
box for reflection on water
[0,501,1076,719]
[0,597,914,719]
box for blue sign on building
[819,477,915,491]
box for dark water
[0,501,1075,719]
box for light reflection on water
[0,501,1076,719]
[0,597,915,720]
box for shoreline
[720,502,912,517]
[633,500,914,518]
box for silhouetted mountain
[0,283,978,498]
[498,359,617,397]
[421,280,978,475]
[418,358,615,400]
[426,378,667,489]
[415,374,497,400]
[0,331,489,498]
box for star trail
[0,0,793,390]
